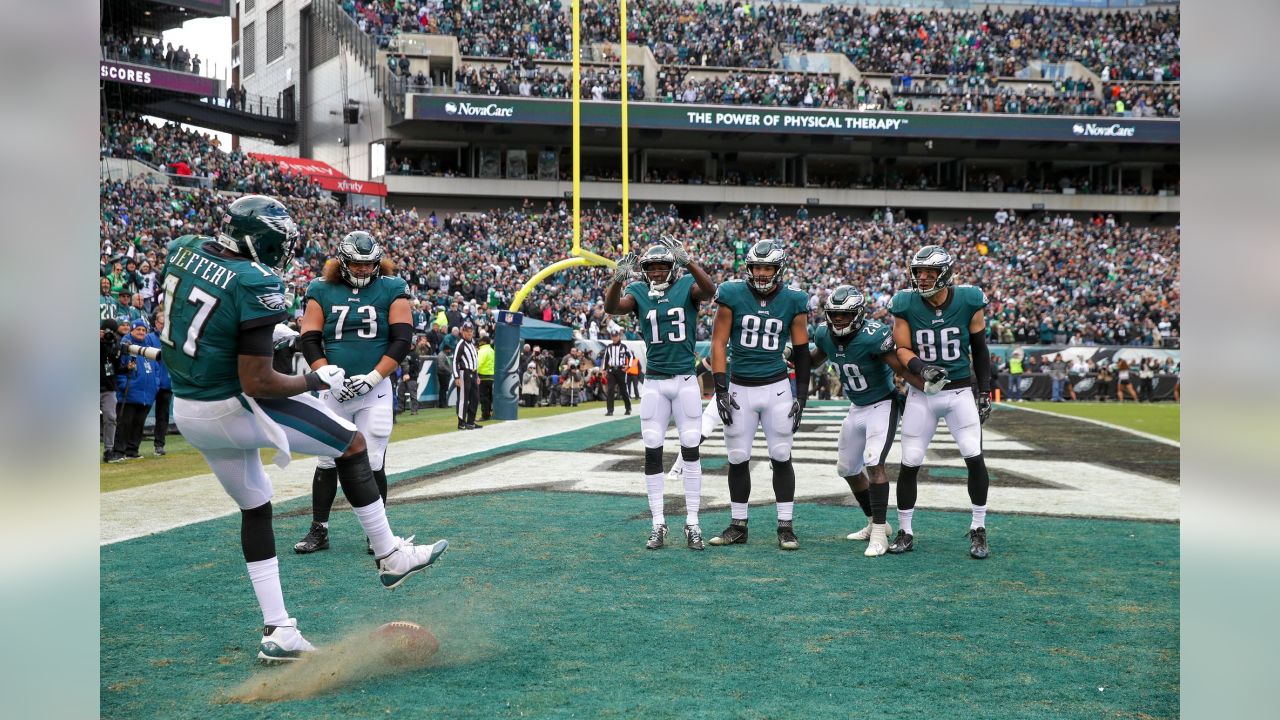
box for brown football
[371,621,439,666]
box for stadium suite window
[266,4,284,64]
[243,22,255,77]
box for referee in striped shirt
[453,322,482,430]
[603,331,632,416]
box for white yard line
[999,402,1180,448]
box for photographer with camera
[100,319,123,463]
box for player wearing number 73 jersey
[708,240,811,550]
[159,196,447,664]
[888,245,994,559]
[604,237,716,550]
[293,231,414,557]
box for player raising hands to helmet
[293,231,416,557]
[160,197,448,665]
[707,240,811,551]
[810,285,922,557]
[888,245,994,559]
[604,235,715,550]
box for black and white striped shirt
[452,339,477,375]
[603,342,631,370]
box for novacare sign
[411,95,1178,144]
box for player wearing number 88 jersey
[604,238,716,549]
[293,231,416,556]
[888,245,995,559]
[708,240,811,550]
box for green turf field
[101,492,1178,719]
[1014,401,1180,441]
[100,402,610,492]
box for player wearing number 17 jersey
[888,245,994,559]
[160,196,447,664]
[708,240,811,550]
[293,231,414,556]
[604,237,716,550]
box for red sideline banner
[100,60,218,97]
[250,152,387,196]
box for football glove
[658,234,690,267]
[308,365,346,393]
[610,252,637,284]
[337,369,384,403]
[714,374,738,426]
[788,399,804,433]
[921,365,949,395]
[976,391,992,424]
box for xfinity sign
[1072,122,1137,138]
[445,101,515,118]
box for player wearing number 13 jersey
[604,237,716,550]
[161,196,447,664]
[708,240,811,550]
[293,231,415,556]
[888,245,994,559]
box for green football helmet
[908,245,955,299]
[743,240,786,295]
[638,244,679,295]
[218,195,299,272]
[337,231,384,288]
[824,285,868,337]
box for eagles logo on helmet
[908,245,955,299]
[337,231,384,288]
[744,240,786,295]
[218,195,299,272]
[823,285,868,337]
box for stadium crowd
[453,61,643,99]
[344,1,1178,83]
[101,32,203,75]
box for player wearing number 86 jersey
[605,238,716,550]
[708,240,811,550]
[888,245,995,559]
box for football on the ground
[371,621,439,666]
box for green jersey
[889,284,989,381]
[625,274,698,378]
[159,235,290,401]
[306,275,409,376]
[100,296,122,324]
[813,320,897,405]
[715,280,809,381]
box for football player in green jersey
[604,236,716,550]
[160,196,447,663]
[810,285,923,557]
[293,231,415,556]
[706,240,812,550]
[887,245,994,559]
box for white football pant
[723,378,794,464]
[639,375,703,449]
[899,385,983,466]
[835,396,900,477]
[315,376,394,471]
[173,393,357,509]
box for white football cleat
[847,520,892,541]
[666,460,684,483]
[864,523,890,557]
[258,618,316,663]
[376,536,449,590]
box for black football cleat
[293,522,330,554]
[684,524,705,551]
[968,527,989,559]
[777,520,800,550]
[708,519,748,546]
[887,529,914,554]
[646,524,668,550]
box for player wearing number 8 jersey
[810,285,923,557]
[708,240,811,550]
[160,196,447,664]
[888,245,994,559]
[293,231,414,556]
[604,237,716,550]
